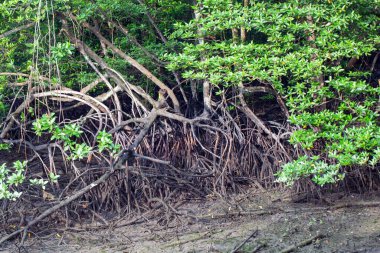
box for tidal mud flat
[2,191,380,253]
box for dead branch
[331,201,380,209]
[242,84,289,118]
[251,243,266,253]
[109,117,146,134]
[0,72,51,84]
[193,200,380,222]
[0,138,59,152]
[0,86,98,138]
[370,52,379,72]
[241,86,276,95]
[105,67,156,110]
[0,72,30,78]
[230,229,258,253]
[33,90,113,129]
[58,82,123,112]
[0,91,33,139]
[162,231,212,249]
[280,233,324,253]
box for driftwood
[280,233,324,253]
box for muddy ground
[1,189,380,253]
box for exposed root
[0,9,298,245]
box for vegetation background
[0,0,379,249]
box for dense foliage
[0,0,379,202]
[167,0,380,185]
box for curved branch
[67,13,180,113]
[61,17,154,114]
[34,90,115,127]
[80,75,107,95]
[242,85,289,118]
[237,84,277,139]
[109,118,146,134]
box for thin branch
[33,89,116,127]
[136,0,168,43]
[134,153,170,165]
[230,229,258,253]
[130,109,158,149]
[109,118,146,134]
[112,20,166,65]
[78,44,122,124]
[80,75,108,94]
[280,233,324,253]
[60,17,155,113]
[67,13,180,113]
[370,52,379,72]
[0,23,35,40]
[0,72,51,83]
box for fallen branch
[284,200,380,212]
[331,201,380,210]
[162,231,213,249]
[59,210,152,231]
[251,243,266,253]
[230,229,258,253]
[280,233,324,253]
